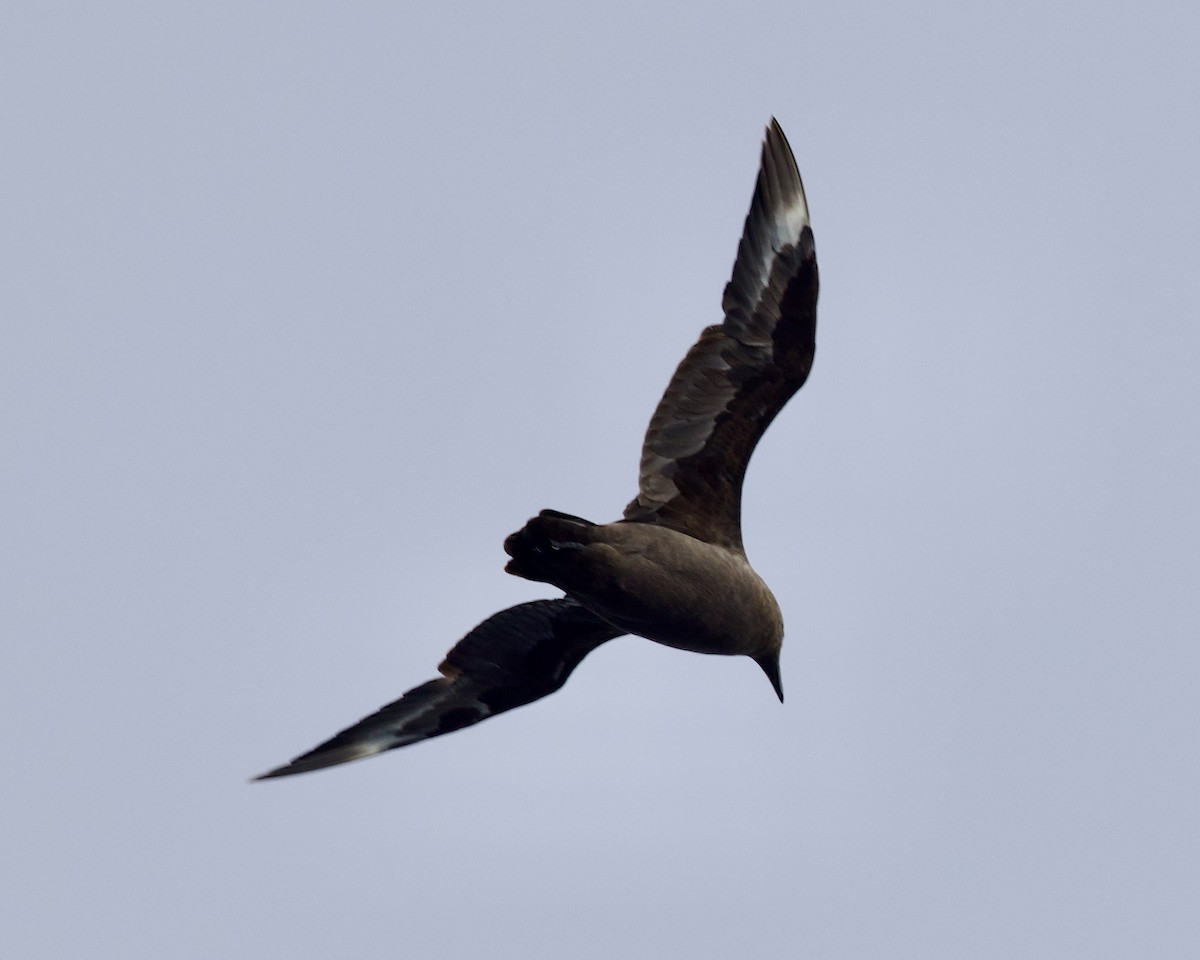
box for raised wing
[623,119,819,551]
[254,599,624,779]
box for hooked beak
[754,652,784,703]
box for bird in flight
[255,118,819,779]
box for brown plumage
[255,119,818,780]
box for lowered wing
[255,599,624,779]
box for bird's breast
[572,523,783,658]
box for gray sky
[3,1,1198,957]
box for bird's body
[503,512,784,684]
[256,119,818,780]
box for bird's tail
[503,509,598,584]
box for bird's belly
[571,525,784,658]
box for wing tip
[250,766,290,782]
[250,740,390,781]
[249,756,344,782]
[761,117,809,232]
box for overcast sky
[3,1,1198,957]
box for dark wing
[254,599,624,779]
[623,119,819,552]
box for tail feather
[504,510,596,583]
